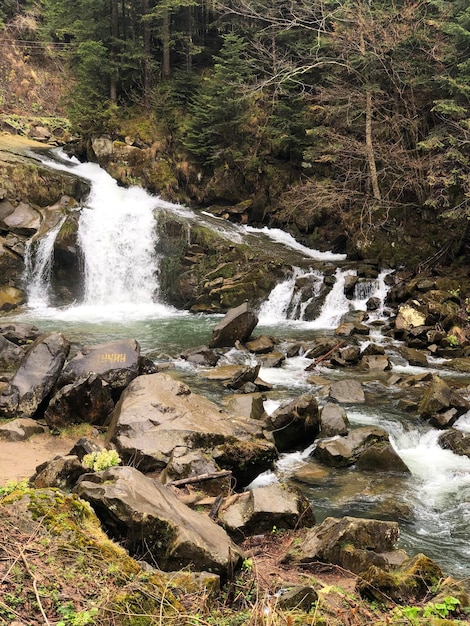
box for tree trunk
[110,0,119,102]
[365,90,381,200]
[143,0,152,106]
[162,8,171,77]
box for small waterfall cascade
[310,268,357,328]
[77,170,160,306]
[27,150,180,318]
[351,269,394,318]
[23,218,66,308]
[258,267,393,328]
[258,268,325,325]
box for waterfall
[351,269,393,319]
[24,218,65,308]
[27,150,179,320]
[308,268,354,328]
[77,169,160,306]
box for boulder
[319,403,349,437]
[212,439,278,487]
[180,345,220,367]
[245,335,275,354]
[0,285,25,311]
[0,332,70,419]
[0,323,41,345]
[31,454,85,490]
[44,373,114,429]
[288,516,405,575]
[357,553,445,603]
[438,429,470,458]
[0,417,47,441]
[276,586,318,611]
[445,358,470,373]
[160,449,230,496]
[223,393,266,421]
[418,374,470,427]
[266,393,320,452]
[361,354,391,371]
[75,465,244,576]
[0,201,40,236]
[106,372,272,474]
[400,347,428,367]
[0,334,25,370]
[314,426,409,473]
[218,483,315,540]
[58,339,140,391]
[209,302,258,348]
[395,304,426,331]
[329,379,365,404]
[201,363,260,390]
[257,351,285,368]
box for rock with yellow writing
[58,339,140,391]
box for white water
[15,149,470,577]
[244,226,346,261]
[24,217,66,308]
[258,267,393,329]
[28,150,184,321]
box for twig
[305,341,345,371]
[165,470,232,487]
[19,549,51,625]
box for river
[2,148,470,579]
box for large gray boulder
[44,373,114,429]
[218,483,315,540]
[0,334,25,371]
[209,302,258,348]
[418,375,470,428]
[0,332,70,419]
[106,372,273,474]
[266,393,320,452]
[314,426,409,472]
[329,379,366,404]
[75,465,244,576]
[319,403,349,438]
[0,201,40,236]
[58,339,140,391]
[287,516,406,575]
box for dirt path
[0,433,78,485]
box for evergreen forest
[1,0,469,263]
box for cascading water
[26,151,182,321]
[24,217,66,308]
[6,148,470,577]
[77,167,160,307]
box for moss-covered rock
[0,484,183,625]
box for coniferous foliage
[183,33,253,167]
[2,0,468,244]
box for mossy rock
[357,553,444,604]
[0,485,184,624]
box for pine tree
[183,33,253,167]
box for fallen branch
[166,470,232,487]
[305,341,345,371]
[20,549,51,625]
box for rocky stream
[1,144,470,601]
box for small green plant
[423,595,461,618]
[57,602,98,626]
[448,334,459,347]
[392,596,461,624]
[82,449,121,472]
[0,478,29,498]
